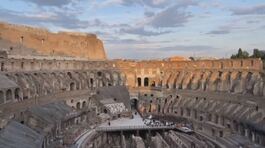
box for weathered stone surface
[0,22,106,60]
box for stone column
[3,91,6,104]
[245,128,248,137]
[252,132,255,142]
[12,89,15,102]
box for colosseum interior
[0,22,265,148]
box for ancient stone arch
[14,88,20,100]
[76,102,81,109]
[144,77,149,87]
[82,101,86,108]
[6,89,12,101]
[137,77,141,87]
[70,82,75,91]
[0,91,4,104]
[112,72,120,86]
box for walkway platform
[96,112,176,132]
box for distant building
[164,56,189,61]
[190,56,218,61]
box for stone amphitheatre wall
[115,58,263,71]
[0,69,125,105]
[116,58,265,97]
[136,90,265,146]
[1,58,264,97]
[0,57,262,72]
[0,22,107,60]
[0,58,116,72]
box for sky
[0,0,265,59]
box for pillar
[3,91,6,104]
[120,131,123,146]
[245,128,248,137]
[252,132,256,142]
[12,89,15,101]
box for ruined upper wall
[0,22,107,60]
[114,58,263,71]
[0,58,263,73]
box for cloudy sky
[0,0,265,59]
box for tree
[189,57,195,61]
[242,51,249,59]
[230,48,249,59]
[238,48,243,58]
[252,49,265,60]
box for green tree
[252,49,265,60]
[230,48,249,59]
[238,48,243,58]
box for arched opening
[67,72,72,79]
[1,62,4,71]
[103,109,108,113]
[151,81,156,87]
[137,77,141,87]
[251,60,254,66]
[219,131,223,137]
[158,80,162,87]
[148,104,152,112]
[212,129,215,136]
[14,88,20,100]
[90,78,94,87]
[130,98,138,110]
[21,62,24,69]
[0,91,4,104]
[70,82,75,91]
[144,77,149,87]
[82,101,86,108]
[76,102,81,109]
[20,36,24,43]
[158,104,161,113]
[23,91,29,100]
[6,89,12,101]
[97,71,102,77]
[30,62,34,69]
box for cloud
[141,0,171,8]
[106,43,219,59]
[120,26,171,36]
[0,8,90,29]
[105,38,149,44]
[207,29,230,35]
[206,21,253,35]
[20,0,82,7]
[230,4,265,15]
[145,1,197,28]
[246,20,261,24]
[148,4,193,28]
[153,45,217,52]
[98,0,197,9]
[99,0,170,8]
[144,11,155,17]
